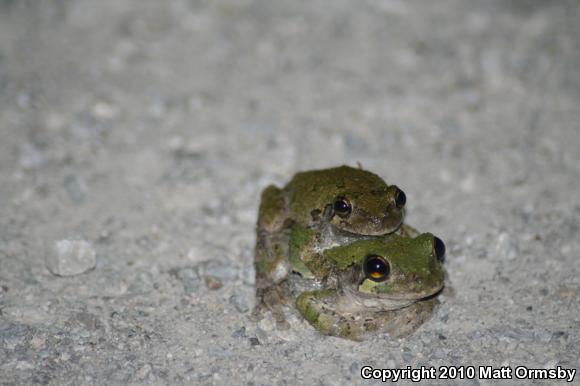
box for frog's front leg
[296,290,368,341]
[287,223,340,280]
[397,223,419,238]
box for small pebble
[494,232,519,260]
[46,240,96,276]
[204,276,223,290]
[63,175,86,203]
[231,326,246,338]
[257,313,276,332]
[229,294,250,313]
[92,100,118,120]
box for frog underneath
[294,233,445,340]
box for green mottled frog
[258,165,406,236]
[255,229,446,340]
[295,233,445,340]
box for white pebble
[494,232,519,260]
[46,240,96,276]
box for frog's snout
[375,210,404,234]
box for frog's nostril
[433,237,446,262]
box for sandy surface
[1,0,579,384]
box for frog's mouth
[321,204,403,237]
[332,226,381,238]
[326,223,401,242]
[337,282,444,312]
[334,218,404,237]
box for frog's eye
[394,186,406,209]
[363,255,390,282]
[433,237,446,262]
[333,196,352,217]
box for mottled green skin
[254,228,444,339]
[323,234,444,297]
[288,225,319,278]
[296,233,445,340]
[257,165,404,235]
[284,222,420,280]
[285,166,404,235]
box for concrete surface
[1,0,579,384]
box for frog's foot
[287,224,323,279]
[296,290,369,341]
[397,223,420,238]
[253,282,292,330]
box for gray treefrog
[295,233,446,340]
[255,228,445,339]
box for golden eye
[433,236,446,262]
[363,255,390,282]
[333,196,352,217]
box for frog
[294,233,446,340]
[254,226,445,338]
[255,165,410,287]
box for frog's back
[286,166,384,190]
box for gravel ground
[1,0,579,384]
